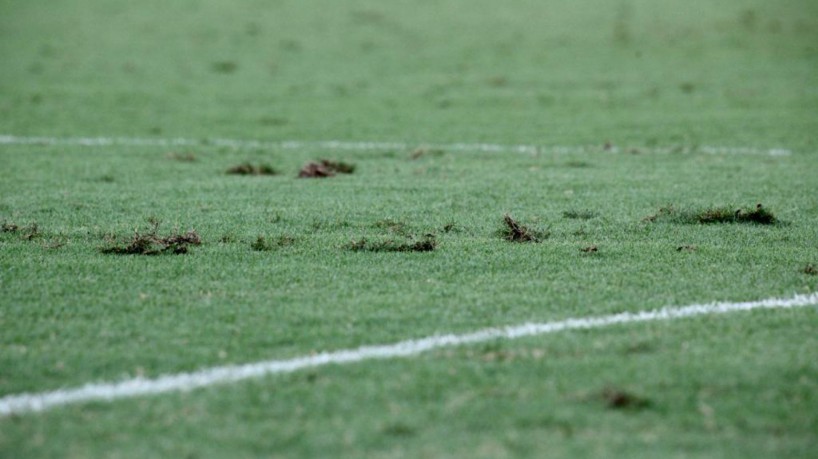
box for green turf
[1,0,818,457]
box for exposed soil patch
[580,245,599,253]
[348,234,437,253]
[644,204,777,225]
[298,160,356,178]
[803,264,817,276]
[499,214,547,243]
[227,163,279,176]
[101,221,201,255]
[677,244,697,252]
[601,387,651,410]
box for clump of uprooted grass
[227,163,279,176]
[298,159,356,178]
[499,214,548,242]
[347,234,437,253]
[101,220,202,255]
[644,204,777,225]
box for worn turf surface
[1,0,817,457]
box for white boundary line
[0,134,793,156]
[1,292,816,417]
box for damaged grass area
[227,163,279,176]
[101,220,202,255]
[250,235,297,251]
[563,210,598,220]
[347,234,437,253]
[1,221,40,240]
[644,204,777,225]
[166,152,198,162]
[298,159,356,178]
[499,214,548,243]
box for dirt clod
[601,387,650,410]
[167,152,197,162]
[500,214,547,243]
[580,245,598,253]
[298,160,356,178]
[2,221,41,240]
[803,264,817,276]
[251,235,297,251]
[645,203,777,225]
[677,245,697,252]
[227,163,279,176]
[563,210,598,220]
[348,234,437,253]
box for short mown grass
[1,0,818,458]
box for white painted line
[0,134,793,156]
[1,292,816,417]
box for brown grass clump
[101,221,202,255]
[499,214,547,243]
[298,159,356,178]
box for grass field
[1,0,818,457]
